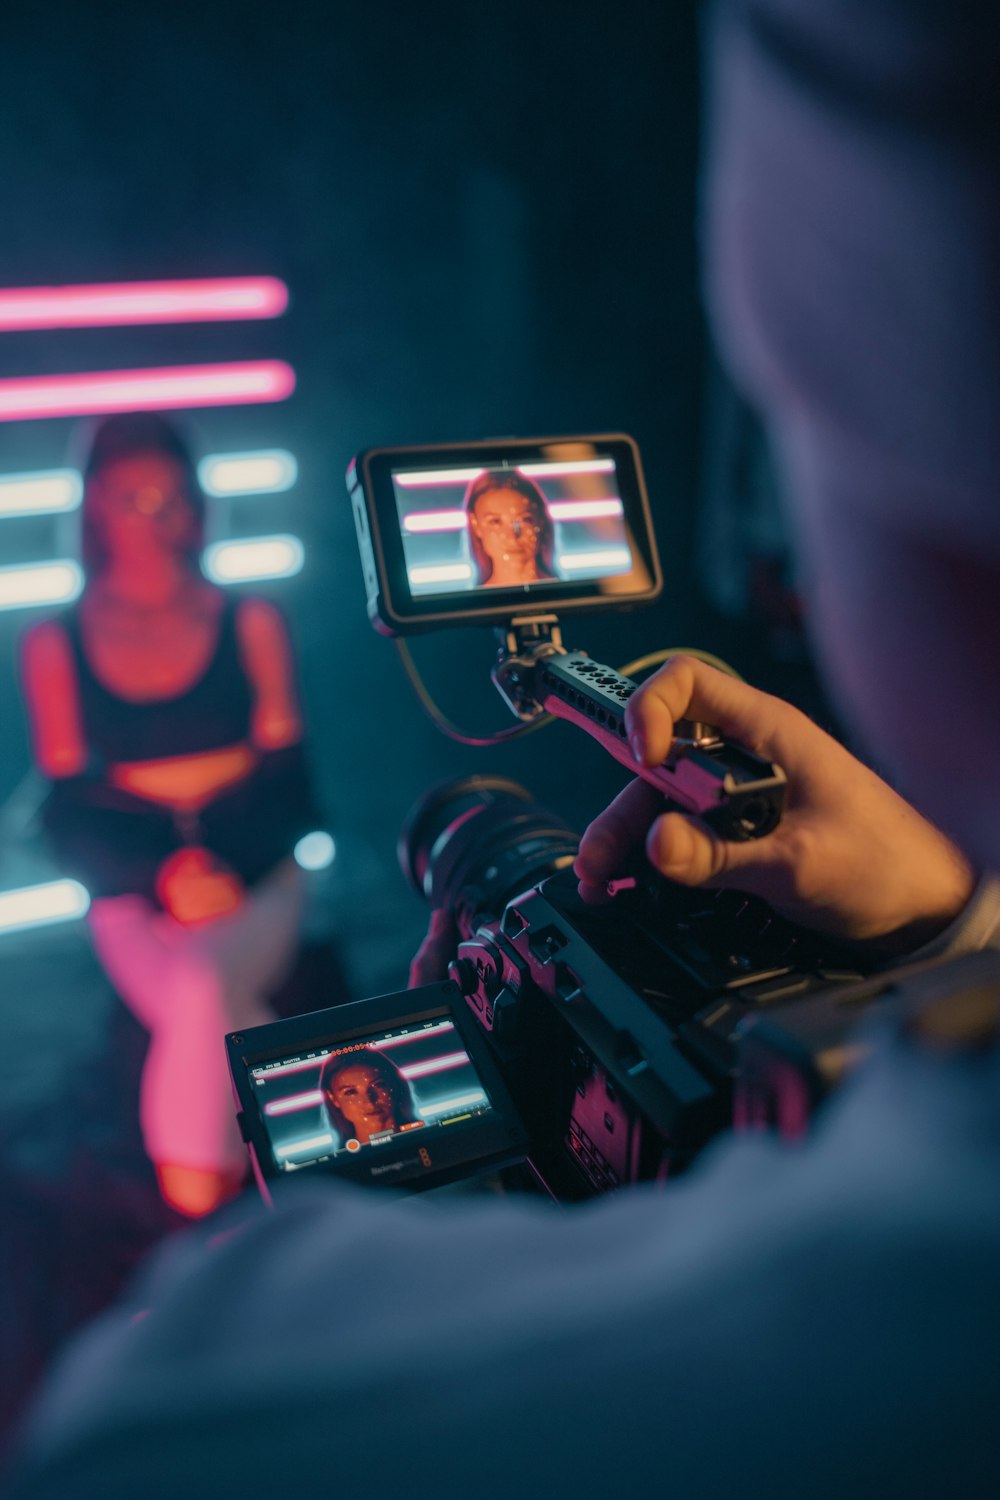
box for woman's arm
[19,620,87,779]
[233,598,304,751]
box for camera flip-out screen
[348,435,662,633]
[227,984,527,1194]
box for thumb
[646,810,785,898]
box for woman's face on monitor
[329,1064,397,1141]
[470,488,542,572]
[88,453,196,566]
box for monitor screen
[391,454,636,599]
[250,1015,495,1173]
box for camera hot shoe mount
[492,616,786,842]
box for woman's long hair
[318,1046,419,1146]
[462,469,557,585]
[78,411,206,576]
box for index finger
[625,655,792,768]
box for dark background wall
[0,0,711,991]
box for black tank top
[62,597,254,764]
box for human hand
[575,656,975,955]
[408,907,459,988]
[156,848,245,927]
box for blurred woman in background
[20,413,320,1217]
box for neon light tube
[402,498,624,533]
[407,563,473,586]
[293,831,336,870]
[0,361,296,423]
[393,468,485,488]
[557,548,632,572]
[0,277,288,332]
[202,534,304,583]
[372,1022,455,1050]
[403,510,468,533]
[265,1091,323,1116]
[518,460,615,477]
[198,450,298,497]
[0,560,84,611]
[417,1091,488,1116]
[399,1052,470,1080]
[0,879,90,935]
[0,469,83,518]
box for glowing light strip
[265,1090,323,1116]
[0,469,82,517]
[394,460,614,489]
[557,548,632,571]
[252,1022,458,1082]
[371,1022,455,1050]
[202,535,304,583]
[518,460,614,477]
[198,450,298,497]
[274,1133,334,1158]
[394,468,484,488]
[0,879,90,935]
[0,361,296,423]
[0,277,288,331]
[403,510,468,533]
[402,498,623,533]
[407,563,473,586]
[417,1091,487,1116]
[0,560,84,610]
[400,1051,470,1080]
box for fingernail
[629,729,645,764]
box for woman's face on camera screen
[470,488,543,578]
[329,1064,397,1142]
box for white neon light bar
[202,535,304,584]
[518,460,615,477]
[0,361,296,423]
[0,277,288,332]
[293,831,336,871]
[394,468,485,488]
[275,1132,335,1158]
[557,548,632,572]
[265,1090,323,1117]
[407,563,473,586]
[402,498,624,534]
[0,560,84,611]
[417,1091,488,1116]
[0,879,90,935]
[198,450,298,497]
[399,1051,470,1080]
[372,1022,455,1050]
[403,510,469,534]
[0,469,82,518]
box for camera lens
[398,775,579,930]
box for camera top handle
[492,616,786,843]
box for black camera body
[399,775,885,1201]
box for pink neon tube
[0,277,289,332]
[0,362,296,422]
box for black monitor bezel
[348,433,662,635]
[226,982,528,1194]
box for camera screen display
[348,435,662,633]
[250,1014,495,1173]
[391,454,635,598]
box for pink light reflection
[399,1051,470,1080]
[0,362,296,423]
[265,1089,323,1117]
[402,498,624,533]
[0,277,288,331]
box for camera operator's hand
[408,907,459,988]
[575,656,975,955]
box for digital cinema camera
[227,434,922,1204]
